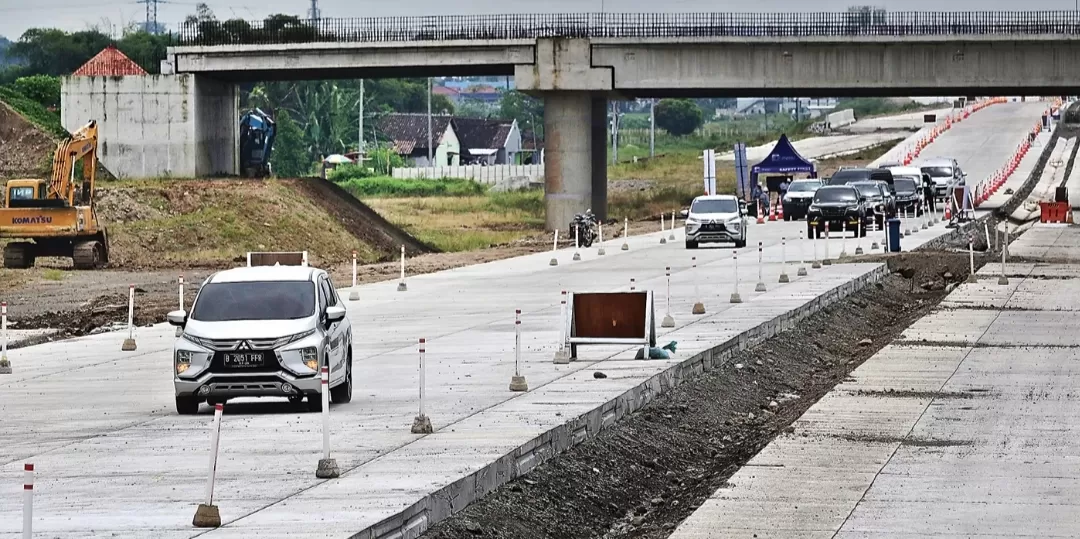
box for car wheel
[734,238,747,249]
[330,355,353,404]
[176,396,200,415]
[307,394,324,413]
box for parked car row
[683,156,966,249]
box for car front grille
[189,335,292,351]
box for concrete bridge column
[591,96,608,222]
[544,91,596,231]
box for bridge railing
[171,11,1080,47]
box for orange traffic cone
[944,204,952,222]
[768,204,777,222]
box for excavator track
[72,240,104,270]
[2,242,34,269]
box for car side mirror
[325,305,347,323]
[167,310,187,327]
[679,208,689,218]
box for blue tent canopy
[750,134,816,184]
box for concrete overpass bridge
[63,11,1080,228]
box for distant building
[72,45,148,76]
[377,113,527,167]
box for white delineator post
[779,237,790,283]
[22,463,32,538]
[661,267,675,327]
[692,256,705,315]
[659,213,667,244]
[397,245,408,292]
[998,237,1010,285]
[755,242,767,292]
[192,403,223,528]
[730,251,743,304]
[0,302,10,374]
[572,227,581,261]
[316,366,340,478]
[822,229,832,266]
[509,309,528,391]
[855,220,864,255]
[921,202,929,230]
[966,235,979,283]
[175,275,185,337]
[553,291,570,364]
[597,221,606,256]
[840,221,849,257]
[669,210,676,240]
[812,228,821,269]
[797,230,808,276]
[621,217,630,250]
[549,229,560,266]
[411,339,434,433]
[348,251,360,301]
[122,284,137,351]
[870,217,880,250]
[630,278,636,291]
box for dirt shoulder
[419,249,980,539]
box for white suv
[684,195,748,249]
[168,265,353,414]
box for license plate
[224,353,263,368]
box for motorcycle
[569,210,598,248]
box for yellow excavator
[0,120,109,269]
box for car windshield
[191,281,316,322]
[921,166,953,178]
[829,170,867,184]
[691,199,738,214]
[851,184,881,198]
[894,178,918,193]
[787,182,818,192]
[814,188,858,203]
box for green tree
[12,75,60,108]
[499,90,543,137]
[272,109,310,178]
[654,98,704,136]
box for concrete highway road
[0,99,1049,538]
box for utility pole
[427,77,434,168]
[649,99,656,158]
[358,79,365,156]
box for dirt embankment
[0,101,55,179]
[420,251,982,539]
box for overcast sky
[1,0,1077,41]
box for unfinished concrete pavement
[669,223,1080,538]
[0,100,1047,538]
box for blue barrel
[887,218,902,252]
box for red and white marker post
[0,301,11,374]
[121,285,137,351]
[509,309,528,391]
[193,404,223,528]
[316,366,340,478]
[410,338,433,433]
[553,291,570,364]
[348,251,360,301]
[22,463,32,539]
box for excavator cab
[5,179,65,208]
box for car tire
[307,394,324,413]
[734,238,747,249]
[330,355,353,404]
[685,240,699,249]
[176,396,200,415]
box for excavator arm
[49,120,98,206]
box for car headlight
[175,350,197,375]
[300,347,319,371]
[808,205,819,212]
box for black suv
[807,185,870,239]
[849,181,896,226]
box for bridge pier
[543,92,608,231]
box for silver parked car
[168,265,353,414]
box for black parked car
[850,181,896,227]
[892,177,924,214]
[828,167,895,194]
[807,185,870,239]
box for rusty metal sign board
[562,290,655,360]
